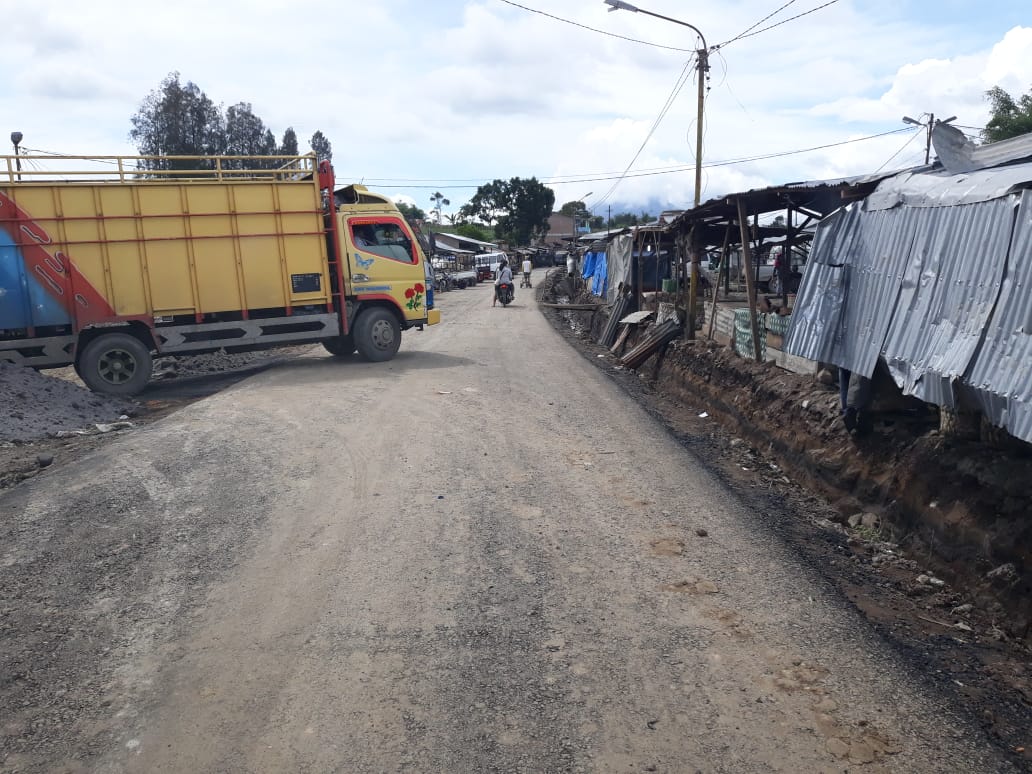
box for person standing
[521,256,533,288]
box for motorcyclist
[493,258,514,307]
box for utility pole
[604,1,709,338]
[902,113,956,165]
[924,113,934,165]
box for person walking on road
[521,257,533,288]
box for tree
[464,177,555,246]
[559,200,588,217]
[429,191,450,223]
[223,102,275,167]
[129,72,225,171]
[396,201,426,221]
[983,85,1032,143]
[456,223,490,241]
[279,127,299,156]
[310,130,333,162]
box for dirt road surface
[0,284,1018,773]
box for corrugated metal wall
[963,192,1032,442]
[785,172,1032,443]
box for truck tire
[323,334,356,357]
[77,332,153,395]
[354,308,401,362]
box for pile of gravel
[0,362,137,443]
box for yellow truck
[0,153,439,394]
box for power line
[23,128,917,193]
[592,55,699,210]
[720,0,799,49]
[348,127,915,190]
[714,0,841,49]
[875,129,922,172]
[495,0,693,52]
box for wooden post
[736,197,763,362]
[707,221,732,340]
[687,226,699,340]
[781,206,794,305]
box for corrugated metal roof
[785,163,1032,443]
[866,160,1032,210]
[933,122,1032,174]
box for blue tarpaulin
[591,251,608,297]
[581,250,597,279]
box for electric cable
[495,0,693,52]
[721,0,799,49]
[714,0,841,49]
[875,128,923,172]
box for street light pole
[605,0,708,337]
[604,0,707,206]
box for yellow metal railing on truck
[1,153,318,185]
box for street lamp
[10,131,23,181]
[573,190,593,242]
[604,0,708,207]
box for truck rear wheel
[78,332,153,395]
[354,308,401,362]
[323,334,356,357]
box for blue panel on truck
[0,232,72,330]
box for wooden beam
[736,196,764,362]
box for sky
[4,0,1032,221]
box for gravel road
[0,283,1018,773]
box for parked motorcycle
[497,281,514,306]
[434,270,453,292]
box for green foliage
[429,191,450,223]
[463,177,555,246]
[310,130,333,162]
[396,201,427,221]
[130,73,331,172]
[223,102,276,168]
[455,222,490,241]
[129,72,225,171]
[560,200,587,217]
[983,86,1032,143]
[279,127,299,156]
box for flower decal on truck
[404,282,425,311]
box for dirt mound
[0,362,137,443]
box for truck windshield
[352,221,415,264]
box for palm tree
[430,191,450,224]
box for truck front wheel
[78,332,153,395]
[354,308,401,362]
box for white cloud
[2,1,1031,217]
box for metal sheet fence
[785,177,1032,443]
